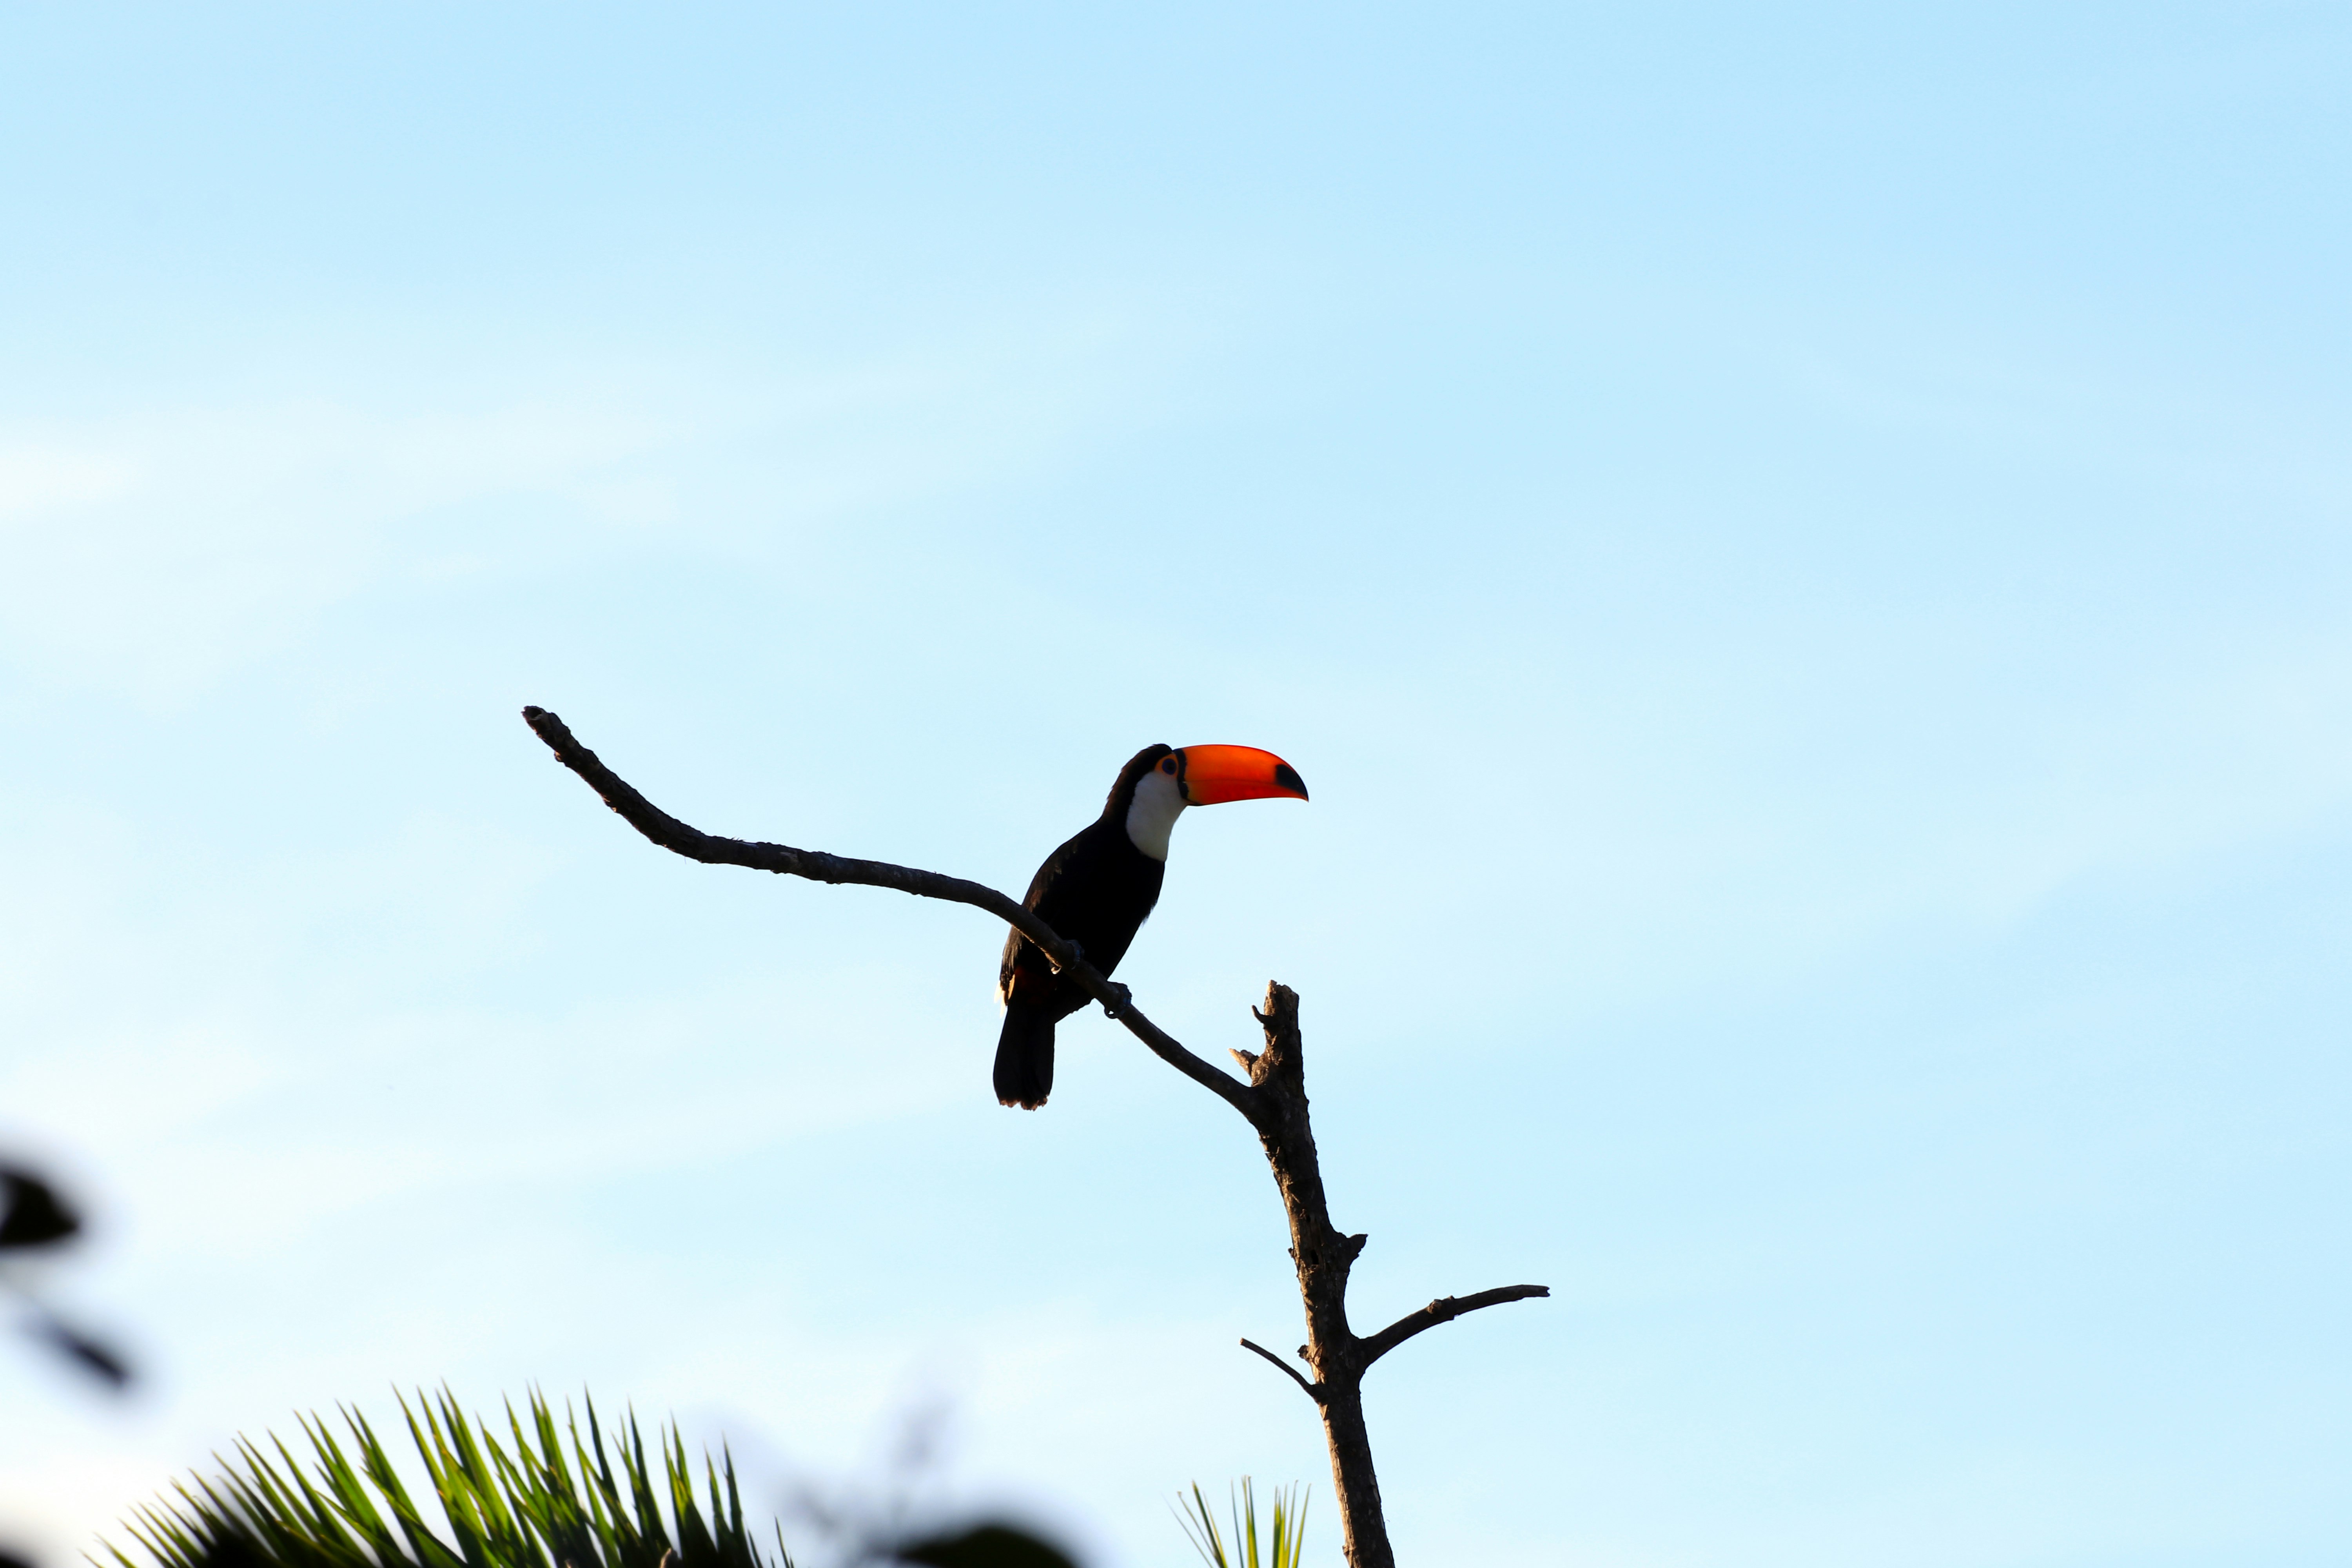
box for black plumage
[993,744,1174,1109]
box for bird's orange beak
[1178,745,1310,805]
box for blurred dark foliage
[25,1311,133,1388]
[0,1168,80,1248]
[1,1158,132,1391]
[187,1535,261,1568]
[894,1524,1079,1568]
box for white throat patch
[1124,767,1188,860]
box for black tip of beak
[1275,762,1308,800]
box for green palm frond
[1172,1478,1309,1568]
[103,1388,791,1568]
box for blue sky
[2,5,2347,1564]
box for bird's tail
[993,1001,1056,1109]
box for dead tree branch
[521,706,1548,1568]
[521,706,1261,1123]
[1239,1336,1325,1403]
[1360,1285,1553,1368]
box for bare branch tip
[1239,1338,1324,1404]
[1359,1281,1554,1369]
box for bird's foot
[1102,982,1133,1020]
[1051,940,1086,973]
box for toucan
[995,743,1310,1108]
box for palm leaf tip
[103,1390,793,1568]
[1172,1479,1309,1568]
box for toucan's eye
[1159,757,1177,775]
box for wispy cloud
[0,304,1174,705]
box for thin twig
[1239,1338,1325,1403]
[521,706,1267,1124]
[1358,1285,1552,1369]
